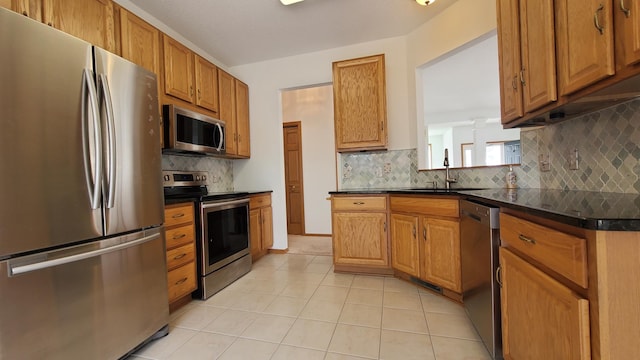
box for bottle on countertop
[506,165,517,189]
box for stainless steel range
[163,171,251,299]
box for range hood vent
[511,74,640,128]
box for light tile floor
[130,253,491,360]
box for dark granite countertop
[164,190,272,205]
[330,188,640,231]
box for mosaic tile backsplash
[339,98,640,194]
[162,154,234,192]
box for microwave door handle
[82,69,102,210]
[98,74,116,209]
[216,123,224,152]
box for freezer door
[0,228,169,359]
[94,48,164,235]
[0,8,103,258]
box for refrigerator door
[0,8,103,258]
[94,48,164,235]
[0,228,169,359]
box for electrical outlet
[375,167,383,178]
[539,153,551,172]
[568,148,579,170]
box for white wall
[231,37,408,250]
[411,0,498,169]
[282,85,335,235]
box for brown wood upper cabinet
[218,69,250,158]
[496,0,557,124]
[332,54,387,152]
[1,0,41,20]
[163,34,219,114]
[615,0,640,66]
[495,0,640,126]
[42,0,116,52]
[555,0,614,96]
[118,8,160,76]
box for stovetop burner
[162,170,248,202]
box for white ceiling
[130,0,458,67]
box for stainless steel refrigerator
[0,8,169,359]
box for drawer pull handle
[175,277,188,285]
[172,233,186,240]
[496,266,503,288]
[172,213,185,219]
[518,234,537,245]
[423,228,427,242]
[173,253,187,260]
[412,226,416,238]
[353,201,365,205]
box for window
[461,143,473,167]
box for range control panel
[162,170,208,188]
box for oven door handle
[201,198,249,209]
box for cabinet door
[163,35,194,103]
[261,206,273,250]
[218,69,237,155]
[520,0,557,112]
[500,248,590,360]
[390,213,420,277]
[119,9,160,75]
[332,212,388,267]
[616,0,640,66]
[555,0,614,95]
[2,0,41,20]
[42,0,115,52]
[332,54,387,151]
[249,208,262,260]
[235,79,251,158]
[194,55,219,113]
[496,0,523,123]
[421,217,461,292]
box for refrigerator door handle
[8,232,161,276]
[216,123,224,152]
[82,69,102,210]
[98,73,117,209]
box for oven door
[200,198,250,275]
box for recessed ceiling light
[280,0,304,5]
[416,0,436,5]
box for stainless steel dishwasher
[460,200,502,360]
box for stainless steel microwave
[162,104,225,155]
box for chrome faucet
[443,148,457,190]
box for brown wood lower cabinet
[499,209,640,359]
[249,193,273,261]
[390,196,461,294]
[164,202,196,312]
[331,195,391,274]
[499,247,590,360]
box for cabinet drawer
[164,203,194,228]
[167,262,196,303]
[250,194,271,209]
[165,224,195,250]
[500,213,588,288]
[390,197,459,218]
[166,243,195,270]
[332,196,387,211]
